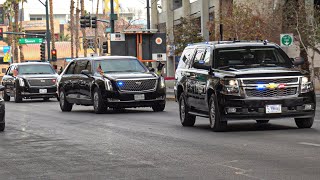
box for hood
[215,67,307,78]
[18,74,58,79]
[103,72,157,80]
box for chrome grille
[27,79,56,87]
[245,87,297,97]
[243,78,298,85]
[117,79,157,92]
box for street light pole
[146,0,150,30]
[45,0,51,62]
[110,0,115,33]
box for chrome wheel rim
[210,100,216,128]
[94,92,99,110]
[180,98,185,122]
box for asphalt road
[0,99,320,179]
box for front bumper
[220,92,316,121]
[101,88,166,108]
[19,86,57,99]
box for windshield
[94,59,147,73]
[216,46,292,69]
[18,64,56,75]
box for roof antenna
[263,40,269,45]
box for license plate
[266,104,282,114]
[39,89,47,94]
[134,94,145,100]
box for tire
[295,117,314,129]
[209,95,227,132]
[179,94,196,126]
[3,90,10,102]
[93,88,107,114]
[256,120,269,124]
[0,123,5,132]
[59,90,73,112]
[14,88,22,103]
[152,103,165,112]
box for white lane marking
[299,142,320,147]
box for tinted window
[85,61,92,72]
[18,64,55,75]
[193,48,205,65]
[94,59,147,73]
[66,62,76,74]
[177,48,194,69]
[6,66,13,75]
[74,61,87,74]
[203,48,211,66]
[216,47,292,69]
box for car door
[61,61,77,102]
[186,47,206,109]
[2,65,16,96]
[78,60,93,104]
[196,47,212,111]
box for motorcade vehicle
[58,56,166,114]
[1,62,59,103]
[0,85,6,131]
[175,41,316,131]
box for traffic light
[102,41,108,54]
[91,16,97,28]
[51,49,57,61]
[80,16,91,28]
[0,28,3,41]
[40,42,46,61]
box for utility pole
[110,0,115,33]
[38,0,51,61]
[146,0,150,30]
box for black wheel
[256,120,269,124]
[209,95,227,132]
[59,90,73,112]
[14,88,22,103]
[43,97,50,101]
[295,117,314,129]
[0,123,5,132]
[152,103,165,112]
[3,90,10,102]
[93,88,107,114]
[179,94,196,126]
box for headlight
[221,79,240,95]
[18,78,25,87]
[301,76,313,93]
[105,79,113,91]
[160,77,165,88]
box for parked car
[175,41,316,131]
[0,85,6,132]
[58,56,166,113]
[1,62,59,103]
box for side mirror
[149,68,155,72]
[292,57,305,66]
[193,60,210,70]
[0,85,5,91]
[81,70,91,77]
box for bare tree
[70,0,75,58]
[75,0,80,58]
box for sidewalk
[165,79,175,101]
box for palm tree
[75,0,80,58]
[49,0,55,50]
[81,0,87,57]
[13,0,19,63]
[19,0,27,62]
[3,0,14,47]
[70,0,75,58]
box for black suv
[58,56,166,113]
[1,62,59,102]
[175,41,316,131]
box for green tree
[173,17,204,56]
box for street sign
[280,34,293,46]
[19,38,43,44]
[106,28,111,33]
[110,33,125,41]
